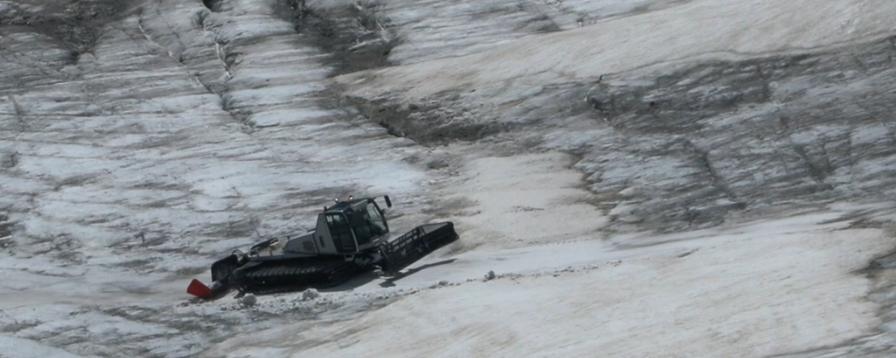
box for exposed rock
[301,288,320,301]
[240,293,257,307]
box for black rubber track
[234,258,361,294]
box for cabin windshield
[348,201,387,245]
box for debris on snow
[301,289,320,301]
[240,294,257,307]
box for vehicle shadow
[249,258,459,296]
[379,259,457,287]
[320,258,458,291]
[321,271,381,292]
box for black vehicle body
[187,196,458,299]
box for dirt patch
[421,196,478,218]
[1,151,19,169]
[111,257,163,274]
[0,0,135,55]
[346,95,504,144]
[200,216,262,239]
[0,214,12,239]
[288,0,397,74]
[202,0,223,12]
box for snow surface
[206,210,893,357]
[2,0,896,356]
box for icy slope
[1,0,434,355]
[213,212,891,357]
[322,0,896,356]
[341,0,896,98]
[0,0,425,290]
[2,0,896,357]
[342,0,896,230]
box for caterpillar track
[235,259,361,294]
